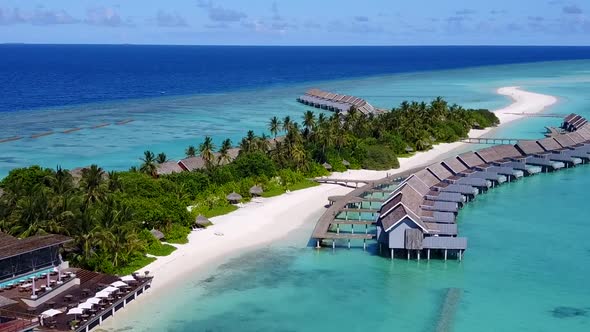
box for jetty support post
[390,249,394,259]
[444,249,448,261]
[347,239,351,249]
[427,249,430,260]
[363,239,366,251]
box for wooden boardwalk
[504,112,565,118]
[461,137,531,145]
[312,167,427,248]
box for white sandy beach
[103,86,558,322]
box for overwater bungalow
[562,113,588,132]
[376,185,466,260]
[435,160,491,191]
[297,89,380,115]
[514,140,566,171]
[486,145,543,175]
[453,152,508,185]
[536,137,584,165]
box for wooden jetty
[315,178,372,189]
[503,112,565,118]
[461,137,527,145]
[30,131,54,139]
[297,89,382,115]
[0,136,22,143]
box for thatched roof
[156,161,183,176]
[150,229,165,240]
[249,185,263,196]
[226,192,243,201]
[322,162,332,170]
[195,214,212,227]
[342,159,350,167]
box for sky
[0,0,589,45]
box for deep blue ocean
[2,45,590,112]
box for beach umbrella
[86,297,102,305]
[94,291,110,298]
[249,185,263,196]
[226,192,242,203]
[67,308,84,315]
[120,275,135,282]
[78,302,93,310]
[195,215,212,227]
[40,309,62,318]
[111,281,127,288]
[322,162,332,170]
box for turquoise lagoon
[91,60,590,332]
[2,59,590,177]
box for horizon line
[2,42,590,47]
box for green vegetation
[0,97,497,275]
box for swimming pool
[0,267,56,288]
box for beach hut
[150,229,165,241]
[195,215,213,228]
[342,160,351,168]
[226,192,242,204]
[249,185,263,197]
[322,162,332,170]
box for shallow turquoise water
[106,167,590,332]
[2,59,590,177]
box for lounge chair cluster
[376,114,590,261]
[297,89,380,115]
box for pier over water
[311,113,590,262]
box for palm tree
[199,136,216,168]
[282,116,292,132]
[218,138,233,165]
[302,110,316,138]
[107,171,122,192]
[140,151,158,178]
[156,153,168,164]
[268,116,282,139]
[80,165,105,206]
[185,145,197,157]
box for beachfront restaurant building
[0,233,71,285]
